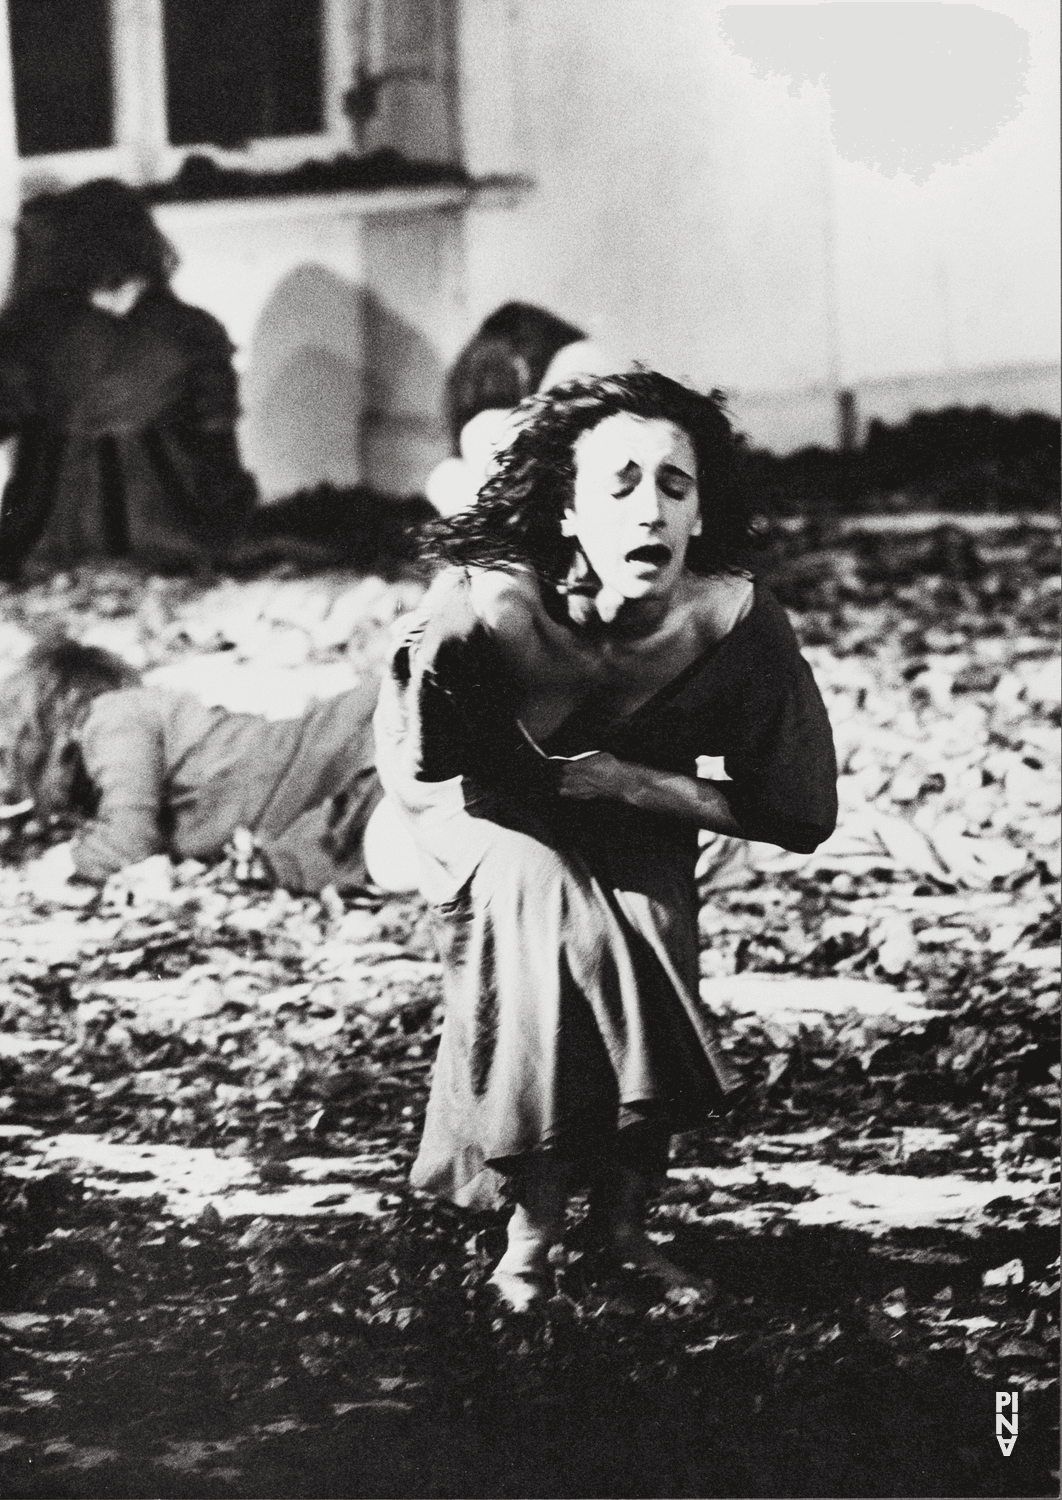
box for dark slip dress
[374,568,838,1211]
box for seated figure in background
[0,179,256,577]
[426,301,620,517]
[0,636,417,902]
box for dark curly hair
[0,635,141,815]
[6,179,177,310]
[426,369,755,583]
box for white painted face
[89,277,148,318]
[562,413,702,601]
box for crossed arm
[556,752,747,839]
[555,745,835,856]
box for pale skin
[88,277,149,318]
[473,411,752,1309]
[375,415,753,897]
[467,411,754,836]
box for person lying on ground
[0,636,419,902]
[374,369,838,1311]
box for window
[9,0,114,155]
[163,0,324,149]
[2,0,457,189]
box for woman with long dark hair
[0,178,255,576]
[375,370,838,1310]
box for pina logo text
[995,1390,1018,1456]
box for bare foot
[489,1184,566,1313]
[610,1230,715,1299]
[488,1264,549,1314]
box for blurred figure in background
[427,301,620,517]
[0,635,418,901]
[0,179,256,578]
[444,301,586,449]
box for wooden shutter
[354,0,457,163]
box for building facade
[0,0,1057,498]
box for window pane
[9,0,113,155]
[163,0,324,147]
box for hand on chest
[504,607,708,733]
[469,567,753,740]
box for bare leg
[363,797,420,893]
[587,1164,714,1296]
[489,1155,571,1313]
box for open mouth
[625,543,672,567]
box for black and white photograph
[0,1,1057,1496]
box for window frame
[1,0,358,189]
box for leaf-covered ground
[0,539,1058,1498]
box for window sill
[150,173,533,227]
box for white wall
[155,192,463,500]
[825,0,1059,381]
[459,0,835,390]
[0,0,1057,499]
[157,198,369,499]
[456,0,1060,452]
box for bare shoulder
[467,567,544,637]
[684,571,755,645]
[465,568,581,688]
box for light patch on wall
[718,3,1031,182]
